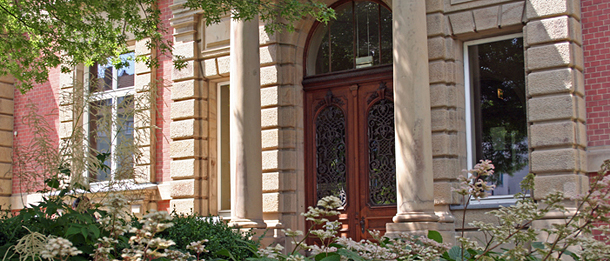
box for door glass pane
[355,1,380,68]
[330,2,354,72]
[315,105,347,207]
[379,7,392,65]
[315,25,330,75]
[367,99,396,205]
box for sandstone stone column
[229,16,266,229]
[386,0,439,236]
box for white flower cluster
[186,239,209,254]
[301,196,342,225]
[40,236,82,260]
[453,159,496,200]
[91,236,118,260]
[165,249,194,261]
[99,193,131,237]
[121,210,176,260]
[257,243,284,259]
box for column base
[392,212,439,223]
[230,218,267,229]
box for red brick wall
[12,68,60,194]
[582,0,610,147]
[155,0,173,183]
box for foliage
[447,159,610,261]
[0,0,334,92]
[252,196,451,261]
[158,212,258,261]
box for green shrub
[159,212,258,260]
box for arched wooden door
[303,65,396,241]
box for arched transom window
[307,0,392,75]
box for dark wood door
[304,65,395,241]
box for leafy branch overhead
[0,0,334,92]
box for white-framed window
[85,52,136,183]
[464,34,529,199]
[217,82,231,218]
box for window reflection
[469,37,528,195]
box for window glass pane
[379,7,392,65]
[355,1,380,68]
[219,85,231,210]
[469,37,527,196]
[115,96,134,180]
[90,62,113,92]
[330,2,354,72]
[117,52,135,89]
[89,99,112,181]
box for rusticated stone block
[433,158,460,180]
[172,80,201,100]
[500,2,525,27]
[448,11,475,35]
[431,133,458,156]
[0,115,13,131]
[261,106,296,129]
[170,158,203,179]
[531,148,586,173]
[430,109,457,132]
[170,119,201,140]
[171,179,200,198]
[170,139,200,159]
[171,99,200,120]
[473,6,500,31]
[533,174,588,200]
[530,121,577,148]
[526,0,580,20]
[526,42,583,71]
[528,94,585,122]
[525,16,581,46]
[527,68,584,96]
[427,13,451,37]
[262,150,296,171]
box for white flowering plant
[252,195,451,261]
[445,159,610,261]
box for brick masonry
[582,0,610,147]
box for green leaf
[45,178,60,189]
[336,249,365,261]
[66,226,81,236]
[531,242,545,249]
[89,224,100,238]
[448,246,466,261]
[428,230,443,243]
[81,227,88,240]
[319,253,341,261]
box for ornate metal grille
[315,105,348,207]
[368,98,396,205]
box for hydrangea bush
[1,160,609,260]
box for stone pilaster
[229,16,266,229]
[425,0,460,243]
[524,0,588,229]
[386,0,439,237]
[169,1,207,214]
[134,39,156,184]
[0,75,14,210]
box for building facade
[1,0,608,246]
